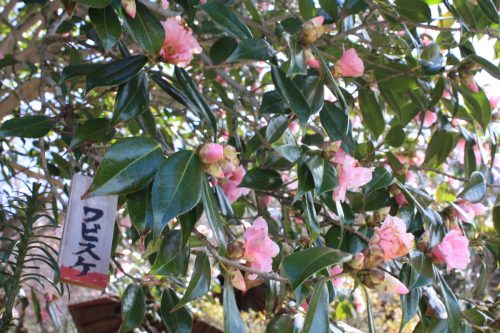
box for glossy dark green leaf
[152,150,203,238]
[172,253,211,311]
[89,6,121,52]
[265,315,295,333]
[319,102,355,154]
[0,116,54,138]
[469,54,500,80]
[150,230,183,274]
[385,125,405,147]
[223,272,245,333]
[395,0,431,22]
[358,88,385,138]
[226,38,273,62]
[86,55,147,92]
[271,65,313,127]
[365,167,393,194]
[209,37,238,64]
[127,186,153,233]
[298,0,316,20]
[299,76,324,115]
[123,2,165,56]
[399,265,421,331]
[457,171,486,203]
[239,168,283,191]
[260,91,287,114]
[302,277,328,333]
[283,247,352,290]
[266,115,288,144]
[477,0,499,23]
[201,177,227,251]
[436,269,462,333]
[493,194,500,236]
[304,192,321,242]
[304,155,324,194]
[112,71,149,125]
[86,137,164,197]
[286,36,307,77]
[199,0,253,40]
[61,63,104,82]
[424,129,458,167]
[161,288,193,333]
[459,85,492,130]
[174,67,218,141]
[119,284,145,333]
[179,205,203,246]
[74,0,111,8]
[319,0,338,20]
[363,287,376,333]
[69,118,115,148]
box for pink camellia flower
[243,217,280,279]
[121,0,136,18]
[430,229,471,271]
[329,265,344,288]
[161,0,169,9]
[305,49,321,69]
[489,95,500,109]
[220,164,250,202]
[199,143,224,164]
[333,155,372,202]
[416,111,438,127]
[464,76,479,93]
[370,215,414,261]
[453,199,486,223]
[375,272,409,294]
[160,16,202,66]
[334,48,364,77]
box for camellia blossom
[199,143,224,164]
[305,49,321,69]
[220,164,250,202]
[300,16,328,44]
[160,16,202,66]
[243,217,280,279]
[430,229,471,271]
[334,48,364,77]
[415,111,438,127]
[121,0,136,18]
[333,155,372,202]
[161,0,169,9]
[369,215,414,261]
[453,199,486,223]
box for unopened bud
[223,145,239,166]
[299,16,330,45]
[347,253,364,270]
[417,230,430,252]
[362,244,384,269]
[203,163,224,179]
[199,143,224,164]
[228,240,245,259]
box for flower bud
[223,145,239,166]
[199,143,224,164]
[299,16,330,45]
[362,244,384,269]
[304,49,321,69]
[333,48,364,78]
[203,163,224,179]
[417,230,430,252]
[346,253,364,270]
[121,0,136,18]
[228,240,245,259]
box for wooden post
[57,174,118,289]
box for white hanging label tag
[58,174,118,289]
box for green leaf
[469,54,500,79]
[179,205,203,246]
[123,2,165,56]
[363,286,376,333]
[74,0,112,8]
[385,125,405,147]
[201,177,227,251]
[239,168,283,191]
[119,284,145,333]
[152,150,203,239]
[174,67,218,141]
[358,88,385,138]
[271,65,313,127]
[458,85,492,130]
[477,0,499,23]
[127,186,153,233]
[172,253,211,311]
[260,91,287,114]
[161,288,193,333]
[424,129,458,167]
[302,277,329,333]
[319,0,338,20]
[399,265,421,332]
[299,0,316,20]
[436,269,463,333]
[86,55,148,92]
[304,192,321,243]
[198,0,253,40]
[395,0,431,22]
[150,230,183,274]
[266,115,288,144]
[209,37,238,64]
[89,6,121,52]
[69,118,115,148]
[266,315,295,333]
[0,115,54,138]
[86,137,164,197]
[226,38,273,62]
[319,102,356,154]
[457,171,486,203]
[299,75,324,115]
[162,289,197,333]
[112,71,149,125]
[493,194,500,236]
[365,167,393,194]
[283,247,352,290]
[61,63,104,82]
[223,272,245,333]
